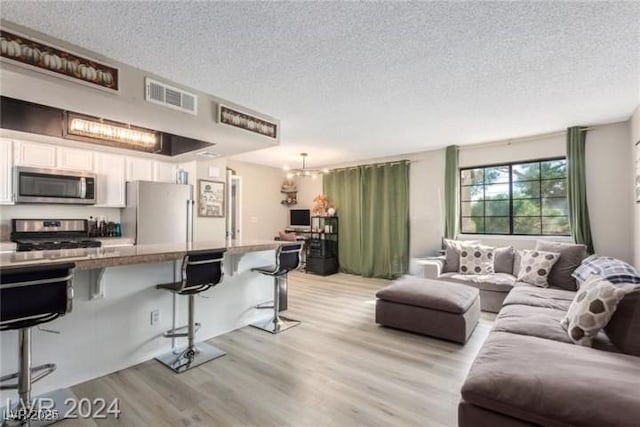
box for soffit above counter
[0,20,280,160]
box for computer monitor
[290,209,311,227]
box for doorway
[226,168,242,240]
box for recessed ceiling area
[1,2,638,169]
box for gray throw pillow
[513,249,523,277]
[604,289,640,356]
[494,246,515,274]
[561,274,634,346]
[516,250,560,287]
[442,239,480,273]
[535,240,587,291]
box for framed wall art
[218,104,277,139]
[198,180,225,217]
[0,29,119,92]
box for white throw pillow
[561,274,633,346]
[459,245,495,275]
[516,249,560,287]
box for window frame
[459,156,569,236]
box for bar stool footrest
[163,322,201,338]
[251,316,301,334]
[0,363,56,390]
[155,343,225,373]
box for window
[460,158,569,236]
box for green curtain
[444,145,459,239]
[323,168,363,275]
[360,162,410,278]
[323,161,410,279]
[566,127,594,254]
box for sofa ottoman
[375,277,481,343]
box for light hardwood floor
[60,272,494,427]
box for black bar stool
[0,263,74,426]
[251,243,304,334]
[155,250,226,373]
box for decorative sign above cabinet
[0,29,119,92]
[64,112,161,153]
[218,104,277,139]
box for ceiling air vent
[145,78,198,115]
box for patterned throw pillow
[516,250,560,287]
[572,255,640,285]
[459,245,495,275]
[561,274,634,346]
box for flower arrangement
[312,194,333,216]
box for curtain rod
[329,159,411,172]
[460,126,596,151]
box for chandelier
[284,153,329,179]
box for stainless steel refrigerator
[122,181,194,245]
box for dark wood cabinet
[304,216,339,276]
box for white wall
[295,176,323,210]
[630,105,640,267]
[584,122,632,262]
[227,160,289,240]
[322,121,633,262]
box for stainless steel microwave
[14,166,97,205]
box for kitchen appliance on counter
[10,219,102,252]
[121,181,194,245]
[14,166,97,204]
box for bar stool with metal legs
[155,250,226,373]
[251,243,304,334]
[0,263,74,426]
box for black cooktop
[14,239,102,252]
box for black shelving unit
[298,216,339,276]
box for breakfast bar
[0,240,297,402]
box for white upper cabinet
[126,157,153,182]
[153,160,176,183]
[94,152,126,207]
[57,147,94,172]
[0,139,13,204]
[13,141,56,168]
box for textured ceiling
[1,1,639,168]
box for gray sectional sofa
[459,284,640,427]
[415,240,640,425]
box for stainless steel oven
[14,166,97,204]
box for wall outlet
[150,310,160,326]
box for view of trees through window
[460,158,569,235]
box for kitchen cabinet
[13,141,56,168]
[126,157,153,182]
[0,139,13,204]
[153,160,176,183]
[57,147,94,172]
[94,152,126,207]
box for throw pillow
[572,255,640,285]
[278,231,297,241]
[604,289,640,356]
[513,249,523,277]
[459,245,495,275]
[494,246,515,274]
[443,239,480,273]
[535,240,587,291]
[516,250,560,287]
[561,274,634,347]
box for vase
[327,208,336,216]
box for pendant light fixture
[284,153,329,179]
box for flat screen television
[290,209,311,227]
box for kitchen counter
[0,239,298,271]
